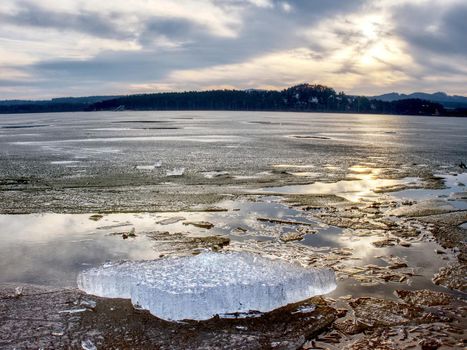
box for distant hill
[0,96,121,106]
[0,84,465,116]
[371,92,467,109]
[88,84,456,116]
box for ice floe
[77,252,336,321]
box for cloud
[0,3,132,40]
[2,0,245,38]
[18,1,365,84]
[393,1,467,56]
[0,0,465,99]
[386,0,467,93]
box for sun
[354,14,412,71]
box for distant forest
[1,84,466,117]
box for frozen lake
[1,111,466,181]
[1,111,466,213]
[0,111,466,349]
[0,111,466,301]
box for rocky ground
[0,281,464,349]
[1,283,339,349]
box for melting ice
[77,252,336,321]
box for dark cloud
[387,1,467,93]
[0,2,132,40]
[0,79,38,87]
[142,18,204,40]
[29,0,365,85]
[393,2,467,56]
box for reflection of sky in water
[0,199,334,287]
[0,214,161,287]
[328,240,455,299]
[263,165,467,205]
[261,177,420,202]
[392,173,467,209]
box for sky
[0,0,466,99]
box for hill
[372,92,467,109]
[1,84,465,117]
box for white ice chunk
[136,161,162,170]
[166,167,185,176]
[50,160,80,165]
[203,171,229,178]
[136,165,153,170]
[77,252,336,321]
[81,339,97,350]
[156,216,186,225]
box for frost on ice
[77,252,336,321]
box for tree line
[1,84,466,116]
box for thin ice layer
[77,252,336,321]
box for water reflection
[261,177,420,202]
[328,240,453,299]
[0,214,160,286]
[258,164,427,202]
[392,173,467,209]
[0,201,336,287]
